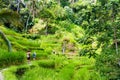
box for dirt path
[0,72,4,80]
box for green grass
[56,63,75,80]
[0,26,20,36]
[0,49,26,68]
[0,23,100,80]
[21,67,56,80]
[3,66,18,80]
[0,26,41,51]
[37,60,55,68]
[2,55,101,80]
[73,68,90,80]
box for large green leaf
[0,9,22,27]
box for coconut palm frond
[0,9,22,27]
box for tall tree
[0,9,21,52]
[111,0,119,54]
[15,0,26,13]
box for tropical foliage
[0,0,120,80]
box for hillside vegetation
[0,0,120,80]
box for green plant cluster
[3,55,101,80]
[0,49,26,68]
[1,0,120,79]
[37,60,55,69]
[96,53,120,79]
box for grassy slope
[0,26,40,51]
[3,56,101,80]
[0,21,101,80]
[0,21,84,53]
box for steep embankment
[0,20,85,55]
[0,26,41,51]
[30,20,85,55]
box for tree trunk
[114,26,118,54]
[25,13,30,32]
[16,0,20,13]
[57,0,60,5]
[91,0,97,3]
[9,0,12,3]
[70,0,78,3]
[0,30,12,52]
[112,8,118,54]
[71,0,75,4]
[32,0,36,20]
[45,25,48,35]
[62,41,66,54]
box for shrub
[48,54,68,69]
[89,71,101,80]
[56,63,75,80]
[15,65,30,78]
[3,65,30,80]
[73,67,101,80]
[96,53,120,79]
[37,60,55,68]
[73,68,90,80]
[3,66,18,80]
[22,34,40,40]
[21,67,56,80]
[40,8,55,19]
[0,50,26,68]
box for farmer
[27,50,31,63]
[32,51,36,60]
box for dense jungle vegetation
[0,0,120,80]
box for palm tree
[0,30,12,52]
[0,9,21,52]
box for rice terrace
[0,0,120,80]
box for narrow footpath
[0,72,4,80]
